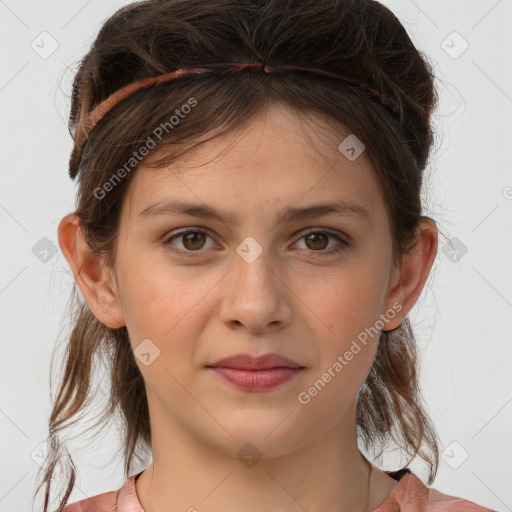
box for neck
[134,398,397,512]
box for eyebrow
[137,199,370,224]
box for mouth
[206,353,305,391]
[206,366,304,391]
[207,352,303,370]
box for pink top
[63,468,496,512]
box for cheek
[303,264,386,388]
[118,242,186,321]
[308,265,385,339]
[300,284,381,417]
[119,260,196,344]
[121,272,202,389]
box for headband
[69,62,402,178]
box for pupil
[185,232,205,250]
[307,233,327,250]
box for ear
[382,218,438,330]
[57,213,126,328]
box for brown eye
[294,229,348,256]
[163,227,348,258]
[304,232,329,251]
[181,231,207,250]
[164,228,216,255]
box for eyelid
[163,227,217,254]
[299,226,348,242]
[163,226,349,255]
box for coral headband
[69,62,401,178]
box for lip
[206,353,304,392]
[207,353,302,370]
[208,367,302,391]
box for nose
[219,242,292,334]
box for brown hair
[35,0,442,510]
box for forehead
[121,103,385,229]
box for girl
[35,0,496,511]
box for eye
[292,228,348,256]
[163,227,349,257]
[163,228,216,256]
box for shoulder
[376,469,497,512]
[425,484,496,512]
[62,472,140,512]
[62,489,118,512]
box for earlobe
[383,219,438,330]
[57,213,126,329]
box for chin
[205,410,311,460]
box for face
[109,103,401,458]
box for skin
[58,102,438,512]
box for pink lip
[207,353,301,370]
[209,367,301,391]
[206,353,304,391]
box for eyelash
[163,227,349,258]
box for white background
[0,1,511,511]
